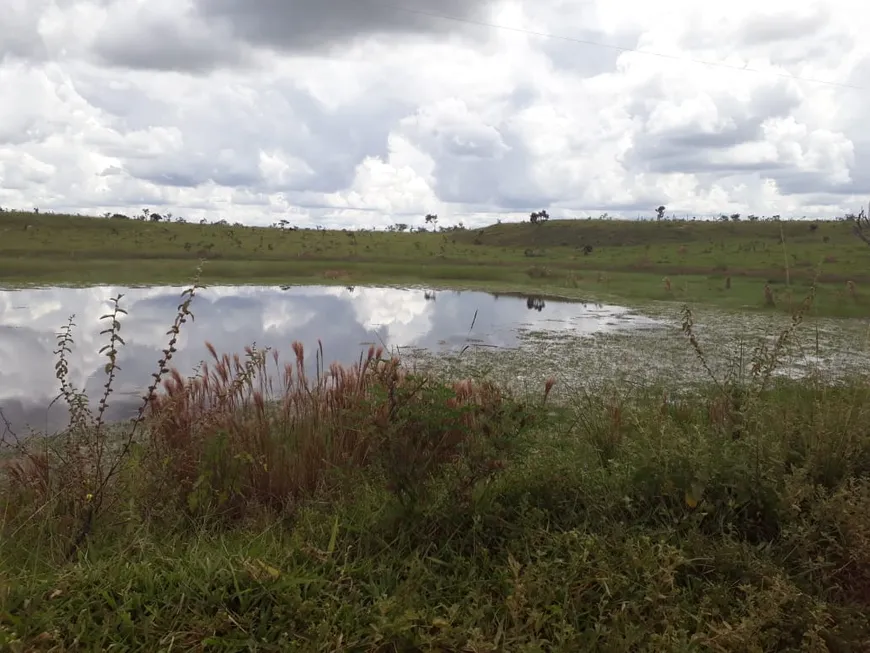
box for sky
[1,0,868,229]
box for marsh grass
[1,270,870,650]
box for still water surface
[0,285,660,435]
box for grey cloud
[93,25,249,73]
[681,8,830,50]
[639,152,786,177]
[434,141,561,210]
[745,83,803,120]
[845,56,870,90]
[124,152,263,189]
[90,0,251,73]
[626,81,802,175]
[613,76,870,202]
[765,40,854,69]
[0,114,49,147]
[1,1,51,62]
[739,9,829,46]
[396,96,569,207]
[1,34,45,64]
[772,170,842,195]
[78,78,409,196]
[194,0,498,55]
[88,0,499,72]
[436,124,508,160]
[0,162,56,190]
[402,121,515,205]
[71,76,168,131]
[658,125,763,151]
[540,28,643,78]
[773,139,870,196]
[681,8,849,70]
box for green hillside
[1,209,868,316]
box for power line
[371,2,864,91]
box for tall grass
[1,272,870,650]
[140,338,534,524]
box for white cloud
[1,0,869,226]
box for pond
[0,284,868,437]
[0,284,661,436]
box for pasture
[1,209,870,317]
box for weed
[0,260,206,558]
[525,265,555,279]
[847,279,858,301]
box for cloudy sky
[1,0,868,228]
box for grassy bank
[2,209,870,317]
[2,280,870,651]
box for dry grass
[139,339,526,521]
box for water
[413,302,870,402]
[0,284,660,436]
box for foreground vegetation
[1,272,870,651]
[2,208,870,317]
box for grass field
[1,273,870,650]
[2,209,870,317]
[1,209,870,649]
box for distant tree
[730,213,741,222]
[848,207,870,247]
[530,210,549,224]
[747,214,759,221]
[424,213,438,230]
[150,213,162,222]
[655,206,666,220]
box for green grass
[2,276,870,651]
[2,209,869,317]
